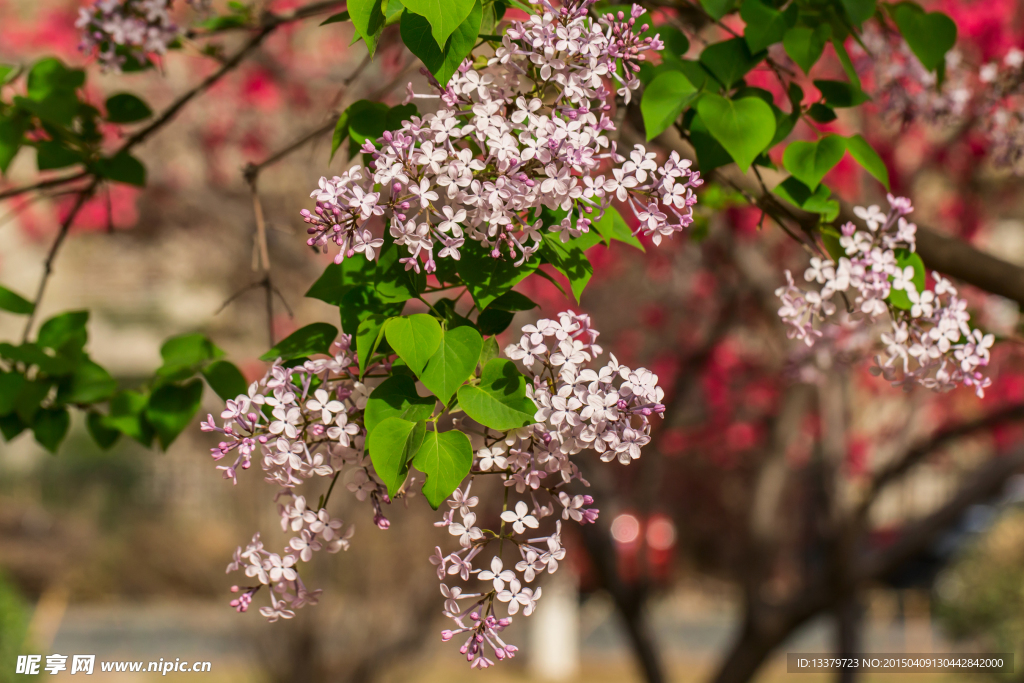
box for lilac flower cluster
[775,195,993,397]
[301,0,702,272]
[76,0,179,72]
[201,337,386,621]
[977,48,1024,171]
[851,26,971,127]
[432,311,664,668]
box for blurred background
[4,0,1024,681]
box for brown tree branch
[855,402,1024,523]
[21,182,98,341]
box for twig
[21,182,98,342]
[854,401,1024,523]
[0,172,89,202]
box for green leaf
[699,38,764,89]
[457,241,539,309]
[477,308,515,335]
[386,103,419,130]
[32,407,69,453]
[808,102,836,123]
[657,26,690,59]
[306,256,380,306]
[0,372,25,416]
[86,410,120,449]
[365,375,436,437]
[486,290,538,312]
[887,249,926,310]
[330,109,350,161]
[35,141,82,171]
[374,241,426,301]
[699,0,737,19]
[593,207,643,251]
[94,151,146,186]
[457,358,537,430]
[540,233,594,302]
[320,10,351,24]
[145,379,204,449]
[696,93,775,173]
[401,0,482,86]
[14,378,52,423]
[259,323,338,361]
[891,3,956,72]
[0,117,26,174]
[419,325,482,404]
[841,0,876,25]
[412,429,473,508]
[38,310,88,353]
[385,314,443,374]
[782,135,847,191]
[369,416,426,497]
[349,0,387,55]
[640,70,698,141]
[105,93,152,123]
[813,79,869,108]
[157,333,223,381]
[402,0,476,49]
[478,336,499,369]
[687,110,733,172]
[772,177,839,221]
[0,285,34,315]
[55,359,116,405]
[0,413,25,441]
[783,25,831,75]
[845,133,890,190]
[356,314,390,379]
[740,0,797,54]
[104,390,154,446]
[202,360,248,401]
[340,286,405,336]
[27,58,84,100]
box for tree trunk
[577,520,666,683]
[708,617,784,683]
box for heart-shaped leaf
[419,325,483,405]
[641,70,698,141]
[384,314,443,375]
[457,358,537,430]
[696,94,776,173]
[412,429,474,508]
[259,323,337,361]
[369,417,426,497]
[364,375,437,437]
[401,0,482,86]
[845,134,890,190]
[782,25,831,75]
[402,0,476,51]
[782,135,847,190]
[740,0,797,54]
[891,3,956,72]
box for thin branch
[21,182,98,342]
[854,401,1024,523]
[0,172,89,202]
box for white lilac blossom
[202,311,665,660]
[433,311,664,668]
[853,31,1024,174]
[300,0,702,273]
[76,0,179,72]
[775,195,993,397]
[201,337,373,620]
[851,26,971,127]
